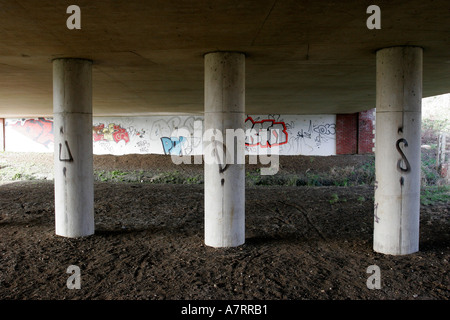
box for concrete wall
[4,114,337,156]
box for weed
[12,173,22,180]
[185,175,203,184]
[329,193,339,204]
[421,185,450,206]
[245,171,261,185]
[306,173,322,186]
[286,176,298,186]
[110,170,127,179]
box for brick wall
[336,109,375,155]
[336,113,358,154]
[358,109,376,154]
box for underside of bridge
[0,0,448,117]
[1,0,449,255]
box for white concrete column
[374,46,423,255]
[53,58,94,238]
[204,52,246,247]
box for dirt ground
[0,153,448,302]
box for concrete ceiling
[0,0,449,117]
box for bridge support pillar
[374,46,422,255]
[204,52,246,247]
[53,58,94,238]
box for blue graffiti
[161,136,186,155]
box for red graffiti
[93,123,130,143]
[245,116,288,148]
[93,124,105,142]
[10,118,54,148]
[112,126,130,143]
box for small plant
[306,172,322,186]
[110,170,127,179]
[357,196,366,202]
[185,175,203,184]
[245,171,261,185]
[12,172,22,180]
[286,176,298,186]
[329,193,339,204]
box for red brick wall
[358,109,375,154]
[336,109,375,155]
[336,113,358,154]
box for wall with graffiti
[92,116,203,155]
[245,114,336,156]
[5,118,55,153]
[4,114,336,156]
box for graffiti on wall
[93,123,132,144]
[8,118,54,148]
[150,116,203,156]
[282,117,336,155]
[313,123,336,146]
[161,137,187,156]
[245,116,288,148]
[5,114,336,156]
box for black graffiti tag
[59,141,74,162]
[396,138,410,173]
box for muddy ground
[0,153,448,304]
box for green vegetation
[95,170,128,182]
[419,115,449,205]
[421,155,440,186]
[329,193,339,204]
[420,185,450,206]
[422,118,450,135]
[244,158,376,187]
[93,169,204,185]
[357,196,366,203]
[12,172,22,180]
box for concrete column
[204,52,245,247]
[374,46,423,255]
[53,58,94,238]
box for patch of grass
[421,153,442,186]
[357,196,366,203]
[95,170,129,182]
[96,171,109,182]
[12,172,22,180]
[184,175,203,184]
[329,193,339,204]
[110,170,127,179]
[333,178,349,187]
[306,172,322,186]
[246,171,260,185]
[10,171,35,181]
[421,185,450,206]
